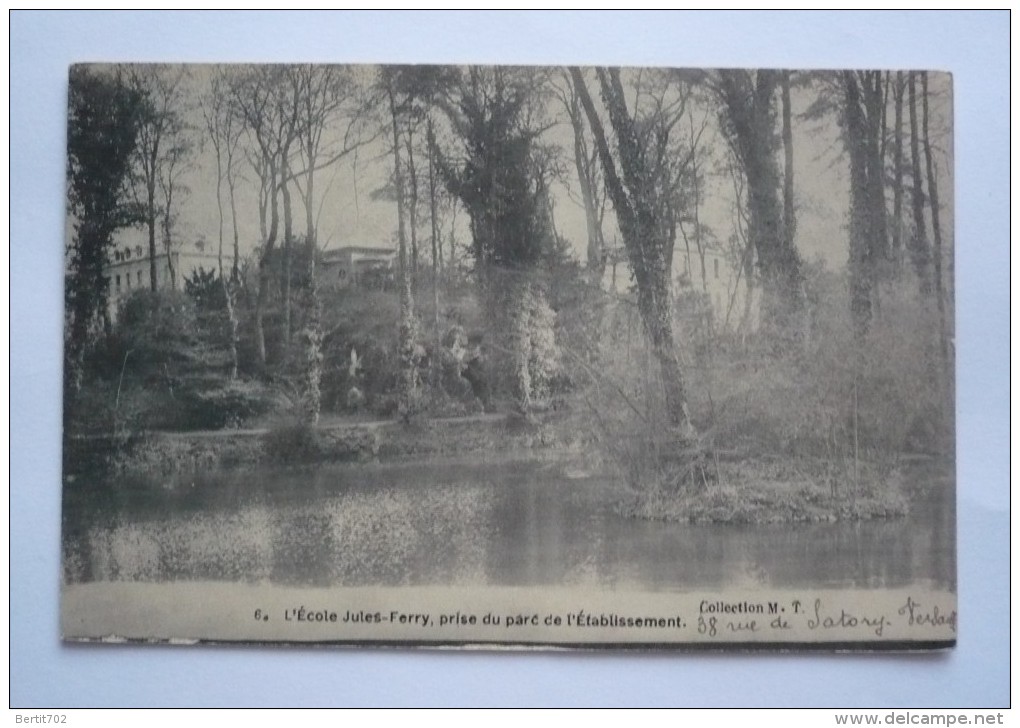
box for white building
[104,234,221,318]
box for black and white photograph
[60,62,957,648]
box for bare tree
[552,70,608,285]
[229,65,301,368]
[128,65,191,291]
[200,69,242,379]
[677,102,712,298]
[155,126,191,290]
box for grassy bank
[64,410,589,481]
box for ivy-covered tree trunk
[300,186,322,423]
[715,70,803,334]
[842,72,876,337]
[638,258,695,439]
[508,276,533,419]
[570,67,697,443]
[386,75,421,423]
[744,146,795,332]
[300,275,323,424]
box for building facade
[317,245,396,290]
[104,235,222,319]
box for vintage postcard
[61,64,956,648]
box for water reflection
[62,456,956,591]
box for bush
[264,420,324,464]
[177,378,280,430]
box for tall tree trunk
[304,152,316,246]
[745,151,793,331]
[842,72,874,337]
[781,70,796,250]
[891,71,905,267]
[161,169,179,292]
[716,70,803,333]
[570,67,695,442]
[921,71,949,372]
[862,72,888,290]
[227,171,241,284]
[212,153,239,379]
[406,129,420,283]
[508,276,533,418]
[281,160,294,350]
[690,152,707,295]
[254,163,280,369]
[301,233,322,424]
[387,81,419,423]
[908,72,931,296]
[301,144,322,423]
[225,160,241,373]
[640,259,695,440]
[566,91,605,284]
[147,153,159,290]
[257,175,268,245]
[428,117,441,376]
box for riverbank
[63,410,589,481]
[64,412,937,526]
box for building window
[126,275,131,289]
[138,270,143,286]
[115,274,121,289]
[714,258,720,279]
[136,246,143,258]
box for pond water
[62,454,956,592]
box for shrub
[264,420,324,464]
